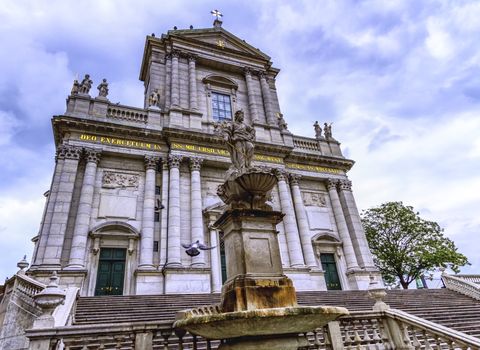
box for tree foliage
[361,201,469,289]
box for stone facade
[27,21,380,296]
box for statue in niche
[314,121,323,139]
[148,89,160,108]
[324,122,333,140]
[214,110,255,174]
[78,74,93,94]
[97,78,109,98]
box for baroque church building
[28,18,379,297]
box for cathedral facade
[28,19,379,297]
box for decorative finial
[190,25,193,29]
[17,255,29,273]
[173,26,177,30]
[151,33,155,37]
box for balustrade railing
[442,273,480,301]
[293,135,321,152]
[107,105,148,123]
[26,300,480,350]
[454,274,480,285]
[13,273,45,307]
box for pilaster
[188,54,198,111]
[337,179,376,269]
[171,51,180,107]
[326,179,359,272]
[259,71,276,125]
[43,145,82,267]
[244,67,259,122]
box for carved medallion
[302,192,327,207]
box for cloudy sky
[1,0,479,281]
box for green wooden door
[321,253,342,290]
[95,248,126,296]
[219,233,227,284]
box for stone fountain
[174,111,348,349]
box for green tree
[361,201,469,289]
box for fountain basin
[174,305,349,340]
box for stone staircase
[74,289,480,338]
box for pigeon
[181,240,216,257]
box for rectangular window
[211,92,232,121]
[155,186,161,195]
[154,212,160,222]
[153,241,159,252]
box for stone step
[74,289,480,339]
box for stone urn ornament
[32,271,66,328]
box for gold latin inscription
[79,134,161,151]
[285,162,343,175]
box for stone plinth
[215,209,297,312]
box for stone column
[190,157,204,266]
[259,71,276,125]
[338,179,375,268]
[327,179,359,270]
[171,51,180,107]
[208,222,222,293]
[43,145,82,267]
[290,175,318,269]
[33,148,66,266]
[139,156,159,269]
[66,149,101,269]
[275,170,305,267]
[188,54,198,111]
[159,162,169,266]
[167,155,183,267]
[244,67,258,122]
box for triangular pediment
[168,27,271,61]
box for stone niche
[98,170,140,219]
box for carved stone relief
[102,171,139,189]
[302,191,327,207]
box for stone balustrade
[13,274,46,307]
[25,307,480,350]
[293,135,321,151]
[443,273,480,301]
[454,274,480,284]
[107,105,148,123]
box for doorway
[320,253,342,290]
[95,248,126,296]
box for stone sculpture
[324,122,333,140]
[71,79,80,95]
[78,74,93,94]
[214,110,255,175]
[97,78,109,98]
[277,112,288,131]
[314,121,322,139]
[148,88,160,108]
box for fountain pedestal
[174,169,348,349]
[216,209,297,312]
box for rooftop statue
[214,110,255,176]
[314,121,323,139]
[97,78,109,98]
[78,74,93,95]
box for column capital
[168,155,183,169]
[171,50,181,58]
[189,157,203,171]
[289,174,302,186]
[187,53,197,62]
[326,178,339,190]
[243,66,253,76]
[144,156,160,170]
[274,169,289,182]
[258,70,267,79]
[165,53,172,61]
[338,179,352,191]
[56,145,82,160]
[84,148,102,164]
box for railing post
[135,331,153,350]
[326,321,344,350]
[384,318,414,350]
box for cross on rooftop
[211,9,223,20]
